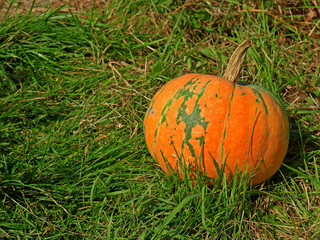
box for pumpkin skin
[144,73,289,185]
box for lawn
[0,0,319,239]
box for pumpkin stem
[223,38,251,83]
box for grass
[0,0,319,239]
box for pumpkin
[144,39,289,185]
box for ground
[1,0,108,15]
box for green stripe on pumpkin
[175,79,210,158]
[252,88,269,116]
[153,77,211,158]
[221,83,236,160]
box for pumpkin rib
[247,108,260,165]
[249,88,269,174]
[215,82,237,180]
[250,89,271,183]
[218,85,257,176]
[251,110,270,182]
[253,90,288,184]
[178,78,211,160]
[200,77,235,173]
[152,75,206,174]
[152,80,186,165]
[260,90,271,175]
[220,83,236,163]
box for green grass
[1,0,319,239]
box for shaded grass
[0,0,319,239]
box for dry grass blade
[108,62,151,101]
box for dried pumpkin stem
[223,38,251,83]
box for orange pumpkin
[144,39,289,185]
